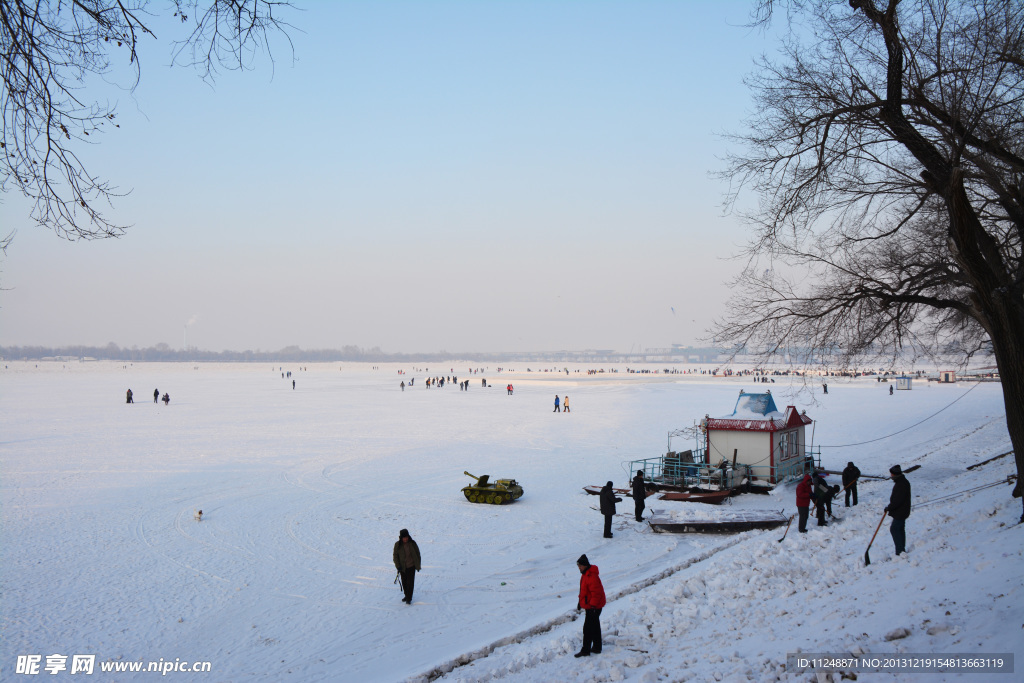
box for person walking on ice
[393,528,421,604]
[563,395,570,413]
[574,554,606,657]
[126,388,133,404]
[153,388,159,403]
[554,395,561,412]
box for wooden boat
[656,490,732,505]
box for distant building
[939,370,956,383]
[896,376,913,390]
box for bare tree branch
[0,0,295,240]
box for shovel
[864,510,888,566]
[777,513,796,542]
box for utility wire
[821,381,986,448]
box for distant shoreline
[0,344,997,370]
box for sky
[0,1,781,354]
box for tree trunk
[943,175,1024,521]
[986,310,1024,523]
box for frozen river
[2,361,1017,681]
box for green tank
[462,471,524,505]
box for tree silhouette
[719,0,1024,519]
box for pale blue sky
[1,1,777,354]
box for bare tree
[0,0,295,242]
[718,0,1024,519]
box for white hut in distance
[703,390,813,484]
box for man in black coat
[599,482,621,538]
[811,472,830,526]
[393,528,422,604]
[884,464,912,555]
[631,471,647,522]
[842,461,861,507]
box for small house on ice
[939,370,956,383]
[896,376,913,390]
[703,391,812,484]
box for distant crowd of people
[126,388,169,405]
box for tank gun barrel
[464,471,479,481]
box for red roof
[706,406,812,433]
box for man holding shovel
[842,461,861,507]
[884,465,912,556]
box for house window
[779,431,797,460]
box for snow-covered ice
[2,362,1020,681]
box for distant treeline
[0,343,476,363]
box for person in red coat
[796,474,812,533]
[575,554,606,657]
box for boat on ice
[626,391,821,496]
[648,508,788,533]
[655,489,733,505]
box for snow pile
[723,391,780,419]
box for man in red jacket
[796,474,812,533]
[575,554,606,657]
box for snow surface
[1,362,1021,682]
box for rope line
[911,477,1014,511]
